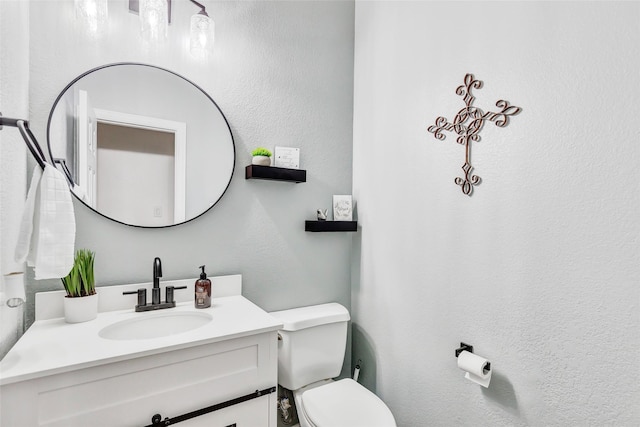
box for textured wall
[23,0,355,351]
[0,0,29,358]
[352,1,639,426]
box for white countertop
[0,295,283,386]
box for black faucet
[122,256,186,312]
[152,257,162,305]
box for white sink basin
[99,311,212,340]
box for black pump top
[199,265,207,280]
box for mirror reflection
[47,63,235,227]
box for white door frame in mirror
[93,108,187,223]
[76,89,98,209]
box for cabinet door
[1,333,278,427]
[178,395,274,427]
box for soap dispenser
[194,265,211,309]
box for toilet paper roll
[3,272,26,308]
[457,350,492,388]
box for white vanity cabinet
[2,332,277,426]
[1,277,283,427]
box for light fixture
[138,0,170,43]
[189,0,215,59]
[128,0,214,56]
[75,0,108,35]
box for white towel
[14,167,43,264]
[15,164,76,280]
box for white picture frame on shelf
[333,195,353,221]
[274,146,300,169]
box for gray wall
[352,1,639,426]
[25,0,356,360]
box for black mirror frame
[46,62,236,229]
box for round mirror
[47,63,235,228]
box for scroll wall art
[427,74,521,195]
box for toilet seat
[300,379,396,427]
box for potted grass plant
[251,147,272,166]
[62,249,98,323]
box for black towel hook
[1,112,48,170]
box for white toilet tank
[270,303,350,391]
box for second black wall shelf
[305,221,358,232]
[245,165,306,183]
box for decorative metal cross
[427,74,521,195]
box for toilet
[270,303,396,427]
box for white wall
[22,0,355,375]
[352,1,639,426]
[0,0,29,358]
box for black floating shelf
[305,221,358,232]
[245,165,306,183]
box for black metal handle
[150,413,168,426]
[144,387,276,426]
[165,286,188,304]
[123,289,147,307]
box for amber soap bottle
[194,265,211,309]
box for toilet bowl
[295,378,396,427]
[270,303,396,427]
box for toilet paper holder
[455,342,491,373]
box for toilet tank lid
[269,303,350,331]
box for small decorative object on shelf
[305,220,358,232]
[333,195,353,221]
[245,165,306,183]
[251,147,272,166]
[274,146,300,169]
[317,209,328,221]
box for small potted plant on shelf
[251,147,272,166]
[62,249,98,323]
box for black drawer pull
[145,387,276,426]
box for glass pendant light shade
[139,0,168,43]
[75,0,108,35]
[190,11,215,59]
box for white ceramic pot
[252,155,271,166]
[64,293,98,323]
